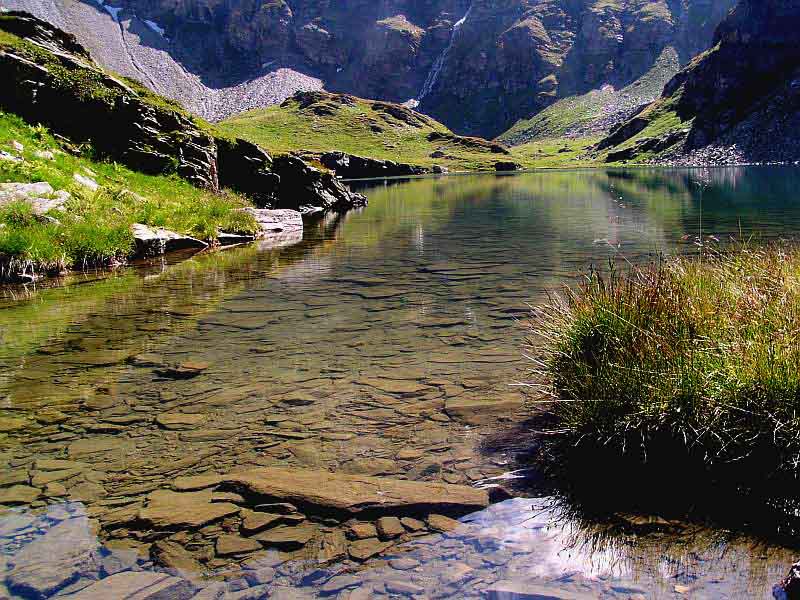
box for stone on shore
[132,223,208,258]
[222,467,489,517]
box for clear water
[1,167,800,599]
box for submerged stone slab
[138,489,240,530]
[222,467,489,518]
[444,393,524,425]
[67,571,195,600]
[7,517,98,598]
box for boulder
[216,138,280,208]
[494,161,522,172]
[221,467,489,518]
[131,224,208,258]
[271,155,367,214]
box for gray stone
[67,571,195,600]
[7,517,98,598]
[132,224,208,258]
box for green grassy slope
[218,91,594,171]
[0,112,256,277]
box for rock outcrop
[320,152,428,179]
[8,0,735,137]
[596,0,800,164]
[0,11,366,213]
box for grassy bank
[533,246,800,479]
[0,112,256,279]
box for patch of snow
[144,19,165,37]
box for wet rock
[0,512,36,537]
[385,580,424,596]
[216,534,262,557]
[359,378,429,396]
[151,539,203,573]
[138,489,240,530]
[316,529,348,563]
[426,514,461,533]
[222,467,489,518]
[0,416,30,432]
[376,516,404,540]
[67,571,194,600]
[155,361,210,379]
[444,394,523,425]
[400,517,426,532]
[0,485,40,504]
[348,538,392,561]
[241,512,284,535]
[7,517,98,598]
[389,557,420,571]
[156,413,206,430]
[132,224,208,259]
[486,581,597,599]
[253,522,318,549]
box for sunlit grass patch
[531,245,800,477]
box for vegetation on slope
[219,91,592,172]
[532,245,800,481]
[0,112,255,278]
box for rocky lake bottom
[2,168,800,599]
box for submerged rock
[7,517,98,598]
[66,571,194,600]
[221,466,489,518]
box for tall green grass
[532,246,800,477]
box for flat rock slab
[486,582,598,600]
[155,413,206,430]
[222,467,489,518]
[67,571,195,600]
[138,489,240,530]
[7,517,98,598]
[444,394,524,425]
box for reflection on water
[2,167,800,598]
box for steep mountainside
[7,0,733,138]
[595,0,800,164]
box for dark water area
[1,167,800,599]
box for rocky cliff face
[7,0,734,138]
[0,11,366,213]
[596,0,800,164]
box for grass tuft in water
[531,245,800,478]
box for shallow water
[2,167,800,598]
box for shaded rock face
[418,0,736,137]
[598,0,800,164]
[9,0,733,138]
[0,12,367,213]
[672,0,800,155]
